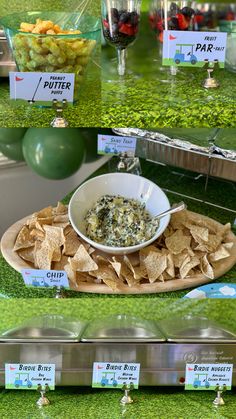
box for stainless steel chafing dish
[0,315,235,387]
[0,29,16,76]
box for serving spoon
[153,201,186,222]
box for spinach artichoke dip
[85,195,159,247]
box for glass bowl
[0,11,100,103]
[219,21,236,73]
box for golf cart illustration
[104,145,111,153]
[31,277,50,287]
[193,373,210,388]
[174,43,197,65]
[14,373,33,388]
[100,372,118,387]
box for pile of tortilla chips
[14,203,234,291]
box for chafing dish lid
[81,314,166,342]
[0,315,86,342]
[158,316,236,343]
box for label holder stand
[36,384,50,407]
[51,99,69,128]
[54,286,66,299]
[213,385,227,406]
[120,383,134,405]
[203,60,220,89]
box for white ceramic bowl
[68,173,171,255]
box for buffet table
[0,298,235,419]
[0,159,235,298]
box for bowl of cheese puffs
[0,11,100,102]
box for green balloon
[22,128,85,179]
[0,128,27,144]
[80,128,113,162]
[0,139,25,161]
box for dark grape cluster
[103,8,140,49]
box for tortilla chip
[110,257,123,278]
[44,225,65,247]
[55,201,68,215]
[124,256,143,281]
[63,229,82,256]
[14,225,35,251]
[17,246,35,263]
[53,255,69,270]
[64,262,77,286]
[34,239,55,270]
[144,252,167,283]
[189,225,209,243]
[166,253,175,277]
[76,272,95,283]
[30,228,45,241]
[70,245,98,272]
[52,246,62,262]
[200,255,214,279]
[120,262,138,287]
[208,245,231,262]
[92,265,121,290]
[223,242,234,250]
[139,246,160,277]
[165,230,191,255]
[173,250,190,269]
[170,209,188,230]
[36,206,53,219]
[179,256,200,279]
[53,214,69,224]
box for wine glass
[149,1,196,77]
[102,0,142,76]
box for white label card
[21,269,69,289]
[92,362,140,389]
[163,31,227,68]
[185,363,233,390]
[97,135,137,156]
[9,72,75,103]
[5,364,55,390]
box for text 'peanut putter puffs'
[13,19,97,97]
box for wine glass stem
[117,49,126,76]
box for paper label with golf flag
[21,269,69,289]
[97,134,137,155]
[9,72,75,103]
[5,364,55,390]
[163,30,227,68]
[185,363,233,390]
[92,362,140,389]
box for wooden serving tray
[1,213,236,294]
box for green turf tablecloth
[0,159,235,298]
